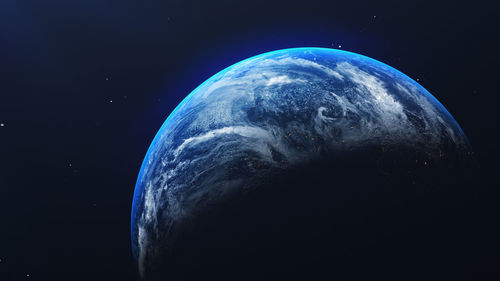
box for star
[109,99,113,103]
[0,123,4,127]
[338,45,342,48]
[105,77,110,81]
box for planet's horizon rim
[129,47,470,256]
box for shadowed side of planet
[131,48,477,280]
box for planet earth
[131,48,474,280]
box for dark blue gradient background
[1,1,498,280]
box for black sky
[1,0,499,280]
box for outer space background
[1,0,499,280]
